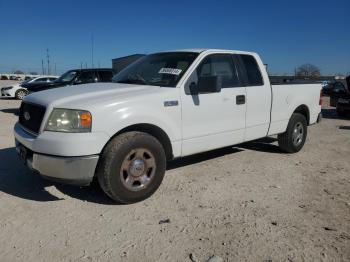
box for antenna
[91,34,94,68]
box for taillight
[319,89,323,105]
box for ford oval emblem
[24,111,31,121]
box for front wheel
[278,113,307,153]
[15,89,28,100]
[96,131,166,204]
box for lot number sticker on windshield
[159,68,182,75]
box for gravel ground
[0,81,349,262]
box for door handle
[236,95,246,105]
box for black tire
[96,131,166,204]
[278,113,307,153]
[15,89,28,100]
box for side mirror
[197,76,222,93]
[189,82,198,95]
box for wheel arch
[293,104,310,125]
[103,123,173,161]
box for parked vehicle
[336,96,350,117]
[22,68,114,95]
[335,76,350,117]
[25,76,34,81]
[329,81,349,106]
[0,75,9,80]
[9,75,18,80]
[14,49,322,203]
[1,76,58,99]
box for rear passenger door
[237,54,271,141]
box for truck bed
[268,83,322,136]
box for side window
[98,71,113,82]
[196,54,240,89]
[35,78,46,82]
[240,55,264,86]
[77,71,96,83]
[185,54,241,95]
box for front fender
[92,103,182,143]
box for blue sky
[0,0,349,75]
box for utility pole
[41,59,44,75]
[85,62,88,69]
[46,48,50,75]
[91,34,94,68]
[54,63,57,75]
[80,62,83,70]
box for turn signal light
[79,112,92,127]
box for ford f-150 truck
[14,49,322,203]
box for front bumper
[1,87,14,98]
[13,123,109,186]
[16,140,99,185]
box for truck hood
[23,83,162,108]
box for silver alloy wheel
[17,90,26,100]
[292,122,304,146]
[120,148,156,191]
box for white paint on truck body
[15,49,322,160]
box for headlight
[45,109,92,133]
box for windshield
[56,70,78,83]
[112,52,199,87]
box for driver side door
[180,53,246,156]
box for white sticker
[159,68,182,75]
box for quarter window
[240,55,263,86]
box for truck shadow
[0,108,19,116]
[0,137,281,205]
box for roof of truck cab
[156,49,256,55]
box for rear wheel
[15,89,28,100]
[278,113,307,153]
[96,131,166,204]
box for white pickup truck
[14,49,322,203]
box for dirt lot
[0,81,349,262]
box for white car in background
[1,76,58,99]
